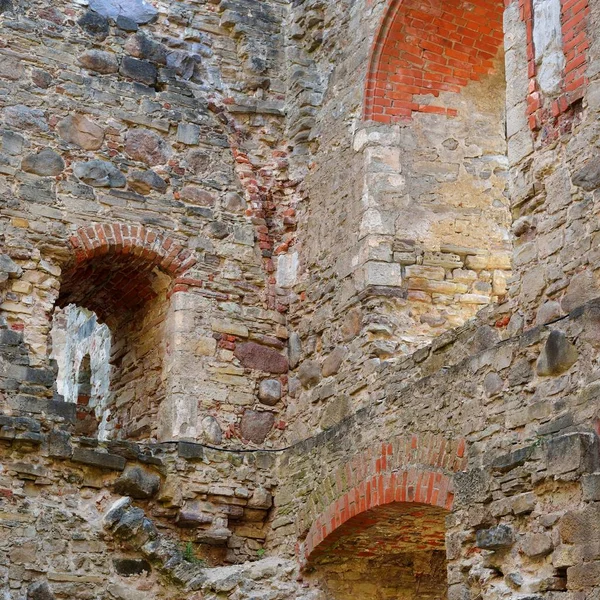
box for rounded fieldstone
[537,330,578,376]
[572,157,600,191]
[128,170,168,195]
[208,221,230,240]
[297,360,321,388]
[114,466,160,499]
[483,372,504,397]
[223,191,245,212]
[240,410,275,444]
[31,69,53,89]
[258,379,282,406]
[78,50,118,74]
[125,129,171,166]
[21,149,65,176]
[321,346,346,377]
[73,160,126,188]
[57,114,104,151]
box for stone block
[476,524,515,549]
[521,533,553,557]
[546,432,599,476]
[72,448,126,471]
[211,319,249,338]
[363,261,402,287]
[47,430,72,459]
[559,504,600,544]
[114,467,160,499]
[567,561,600,589]
[536,330,578,376]
[234,342,288,374]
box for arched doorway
[308,501,449,599]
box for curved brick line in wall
[68,223,197,277]
[298,435,466,565]
[364,0,504,122]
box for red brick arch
[60,223,197,322]
[68,223,196,275]
[364,0,505,122]
[298,435,466,565]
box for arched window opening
[51,305,111,440]
[47,224,193,442]
[307,502,449,599]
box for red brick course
[364,0,504,122]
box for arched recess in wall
[364,0,505,121]
[357,0,512,344]
[298,438,466,599]
[52,223,196,441]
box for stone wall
[0,0,294,446]
[3,0,600,598]
[281,0,512,443]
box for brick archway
[299,435,466,565]
[364,0,504,122]
[61,223,196,322]
[68,223,195,276]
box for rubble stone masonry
[2,0,600,598]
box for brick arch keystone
[68,223,196,276]
[298,434,467,565]
[364,0,504,122]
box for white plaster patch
[276,252,299,288]
[533,0,566,95]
